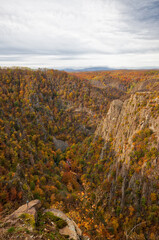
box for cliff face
[96,92,159,208]
[97,92,159,166]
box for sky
[0,0,159,69]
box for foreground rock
[0,200,88,240]
[4,199,41,224]
[0,199,41,239]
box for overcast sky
[0,0,159,69]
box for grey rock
[53,136,69,151]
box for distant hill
[62,66,159,72]
[62,66,114,72]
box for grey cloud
[119,0,159,36]
[0,0,159,68]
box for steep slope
[93,91,159,238]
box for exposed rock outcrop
[96,92,159,167]
[0,199,41,238]
[53,136,69,151]
[4,199,41,223]
[45,209,82,240]
[96,92,159,209]
[0,200,88,240]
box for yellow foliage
[129,205,135,216]
[150,193,157,202]
[50,193,55,203]
[150,232,156,240]
[111,217,119,232]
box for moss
[19,213,35,228]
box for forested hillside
[0,68,159,239]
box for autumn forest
[0,68,159,239]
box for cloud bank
[0,0,159,69]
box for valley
[0,68,159,240]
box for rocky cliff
[96,91,159,209]
[97,92,159,166]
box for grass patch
[7,227,15,233]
